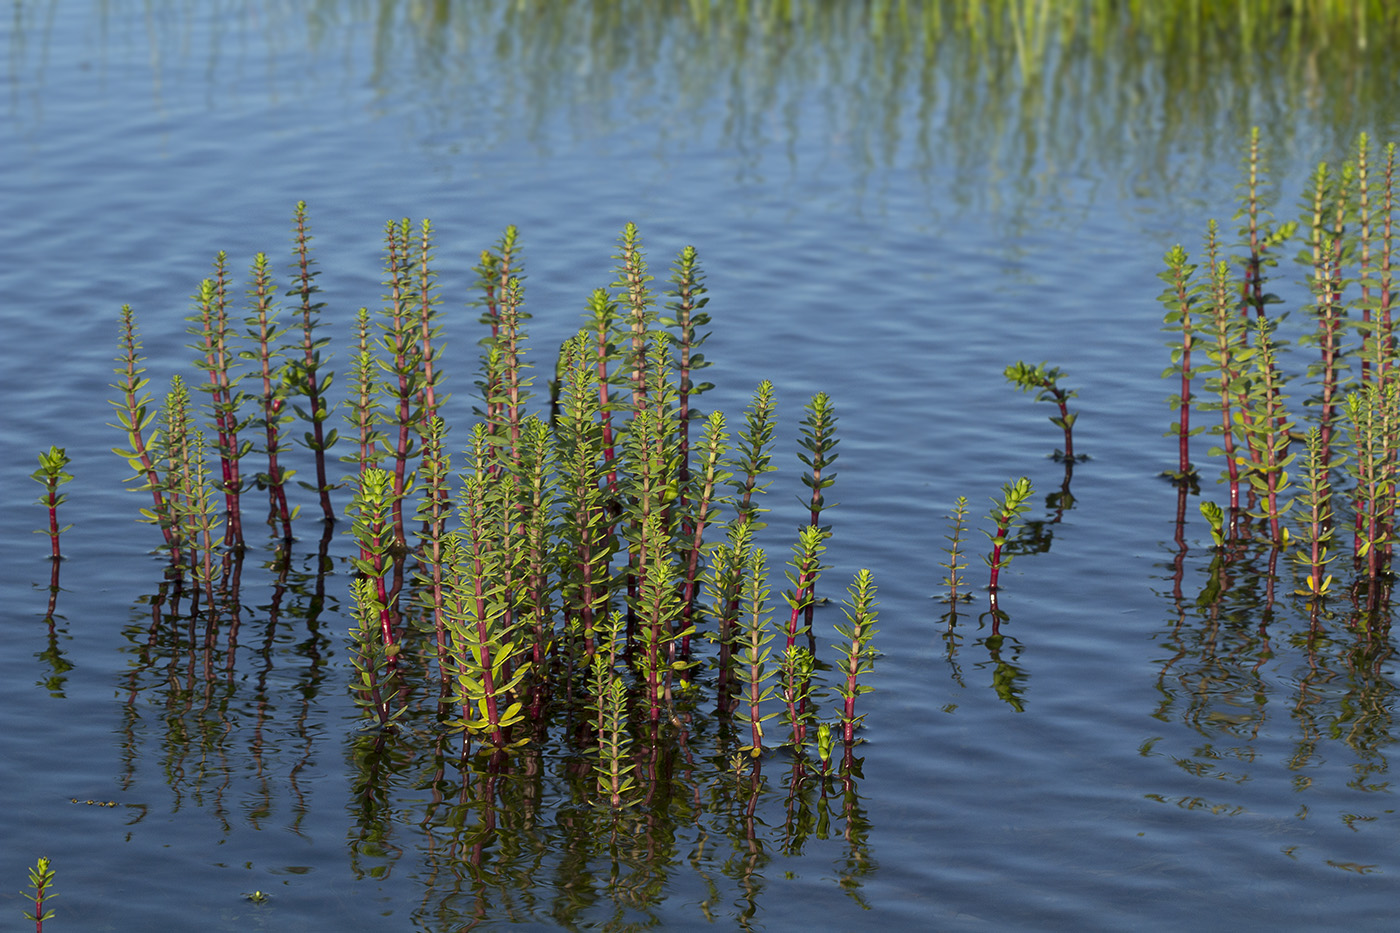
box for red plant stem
[44,487,61,559]
[1174,310,1191,476]
[786,564,815,650]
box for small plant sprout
[23,856,56,932]
[31,446,73,559]
[983,477,1035,617]
[1004,360,1083,461]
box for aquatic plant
[21,856,55,932]
[832,569,879,758]
[1158,244,1203,481]
[983,476,1035,619]
[30,446,72,560]
[939,495,972,604]
[1004,361,1081,461]
[1162,128,1400,611]
[286,201,338,523]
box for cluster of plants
[1160,128,1400,622]
[100,209,880,799]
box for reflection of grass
[15,1,1400,222]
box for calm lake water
[5,3,1400,930]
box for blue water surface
[3,3,1400,930]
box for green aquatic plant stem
[782,524,829,649]
[735,547,780,759]
[1240,315,1294,543]
[378,218,424,544]
[1157,244,1203,480]
[288,202,337,523]
[413,417,453,696]
[677,411,730,655]
[1202,228,1248,513]
[349,576,400,730]
[554,333,613,658]
[614,221,656,412]
[348,467,400,672]
[704,517,753,705]
[22,856,56,931]
[663,244,713,499]
[778,643,816,751]
[584,288,625,516]
[343,307,385,476]
[413,218,445,427]
[984,476,1034,613]
[188,254,248,548]
[730,380,777,530]
[513,416,557,712]
[1345,383,1397,579]
[939,496,971,603]
[1292,427,1342,598]
[798,392,840,530]
[244,252,297,540]
[833,569,879,753]
[1236,126,1295,324]
[1297,161,1348,468]
[1004,360,1081,461]
[31,446,72,560]
[109,304,173,548]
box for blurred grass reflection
[12,1,1400,215]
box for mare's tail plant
[730,380,777,530]
[1238,315,1295,543]
[984,477,1035,621]
[1004,361,1082,461]
[286,201,338,523]
[22,856,56,932]
[347,467,401,674]
[1201,224,1250,515]
[735,548,780,761]
[377,219,425,544]
[832,569,879,761]
[1158,244,1203,481]
[1344,382,1398,581]
[939,496,972,603]
[188,254,249,548]
[663,243,714,499]
[244,252,298,540]
[31,446,72,560]
[1292,427,1343,597]
[782,524,828,649]
[1296,161,1349,468]
[342,307,386,477]
[110,304,174,548]
[798,391,840,530]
